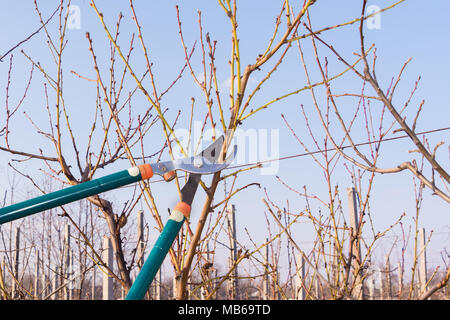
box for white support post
[314,275,320,299]
[332,240,339,289]
[213,269,218,299]
[385,255,392,300]
[368,274,375,300]
[34,250,40,298]
[41,270,47,299]
[398,262,403,299]
[173,274,177,300]
[295,253,306,300]
[52,264,59,300]
[347,187,364,299]
[102,235,114,300]
[274,267,280,300]
[418,228,428,296]
[378,269,384,299]
[201,243,214,300]
[137,210,145,270]
[63,223,71,300]
[12,226,20,298]
[200,284,206,300]
[68,249,74,300]
[91,267,96,300]
[263,239,269,300]
[154,268,161,300]
[0,256,7,300]
[226,204,238,299]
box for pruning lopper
[0,135,236,300]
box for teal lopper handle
[0,165,153,225]
[126,201,191,300]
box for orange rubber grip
[163,170,176,182]
[174,201,191,219]
[139,164,153,180]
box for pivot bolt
[193,157,203,168]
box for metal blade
[175,144,237,174]
[150,135,237,176]
[198,135,224,164]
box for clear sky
[0,0,448,276]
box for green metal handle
[0,166,145,225]
[126,202,190,300]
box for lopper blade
[150,135,237,176]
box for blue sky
[0,0,448,274]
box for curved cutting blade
[150,135,237,176]
[175,144,237,174]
